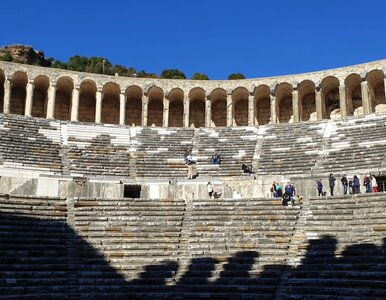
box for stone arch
[298,80,316,121]
[0,69,4,113]
[168,88,184,127]
[210,88,227,127]
[55,76,73,121]
[189,87,205,128]
[102,82,120,124]
[366,69,386,112]
[321,76,340,119]
[254,84,271,125]
[32,75,49,118]
[276,82,293,123]
[125,85,142,126]
[79,79,97,123]
[147,86,164,127]
[10,71,28,115]
[232,87,249,126]
[345,73,362,116]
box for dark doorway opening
[376,176,386,192]
[124,185,141,198]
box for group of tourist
[270,181,302,207]
[317,173,379,196]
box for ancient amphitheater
[0,60,386,299]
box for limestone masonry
[1,59,385,127]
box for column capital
[315,86,321,92]
[360,80,368,87]
[27,79,35,85]
[50,81,57,88]
[120,89,126,95]
[292,89,298,95]
[96,86,103,93]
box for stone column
[3,76,12,114]
[292,89,299,122]
[119,91,126,125]
[25,80,35,117]
[46,81,56,119]
[95,88,103,123]
[361,81,371,114]
[163,97,169,127]
[270,93,277,124]
[226,93,232,127]
[184,96,189,127]
[70,85,80,122]
[205,97,211,127]
[339,84,347,118]
[142,95,149,126]
[315,86,323,120]
[248,94,254,126]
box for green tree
[192,72,209,80]
[228,73,245,80]
[68,55,89,72]
[161,69,186,79]
[85,57,113,75]
[137,70,158,78]
[51,59,67,70]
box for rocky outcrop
[0,44,51,67]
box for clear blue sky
[1,0,386,79]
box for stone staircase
[312,114,386,175]
[134,127,194,178]
[195,127,258,177]
[65,123,132,178]
[255,121,326,175]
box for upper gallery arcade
[0,60,385,128]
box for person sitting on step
[211,150,221,164]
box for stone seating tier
[0,115,62,172]
[2,113,386,178]
[1,193,386,298]
[278,193,386,300]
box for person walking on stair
[328,173,336,196]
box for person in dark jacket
[341,174,348,195]
[317,179,324,197]
[353,175,360,194]
[328,173,336,196]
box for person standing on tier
[284,182,296,206]
[371,175,378,193]
[341,174,348,195]
[317,179,324,197]
[328,173,336,196]
[363,174,371,193]
[353,175,360,194]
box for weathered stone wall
[0,60,385,127]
